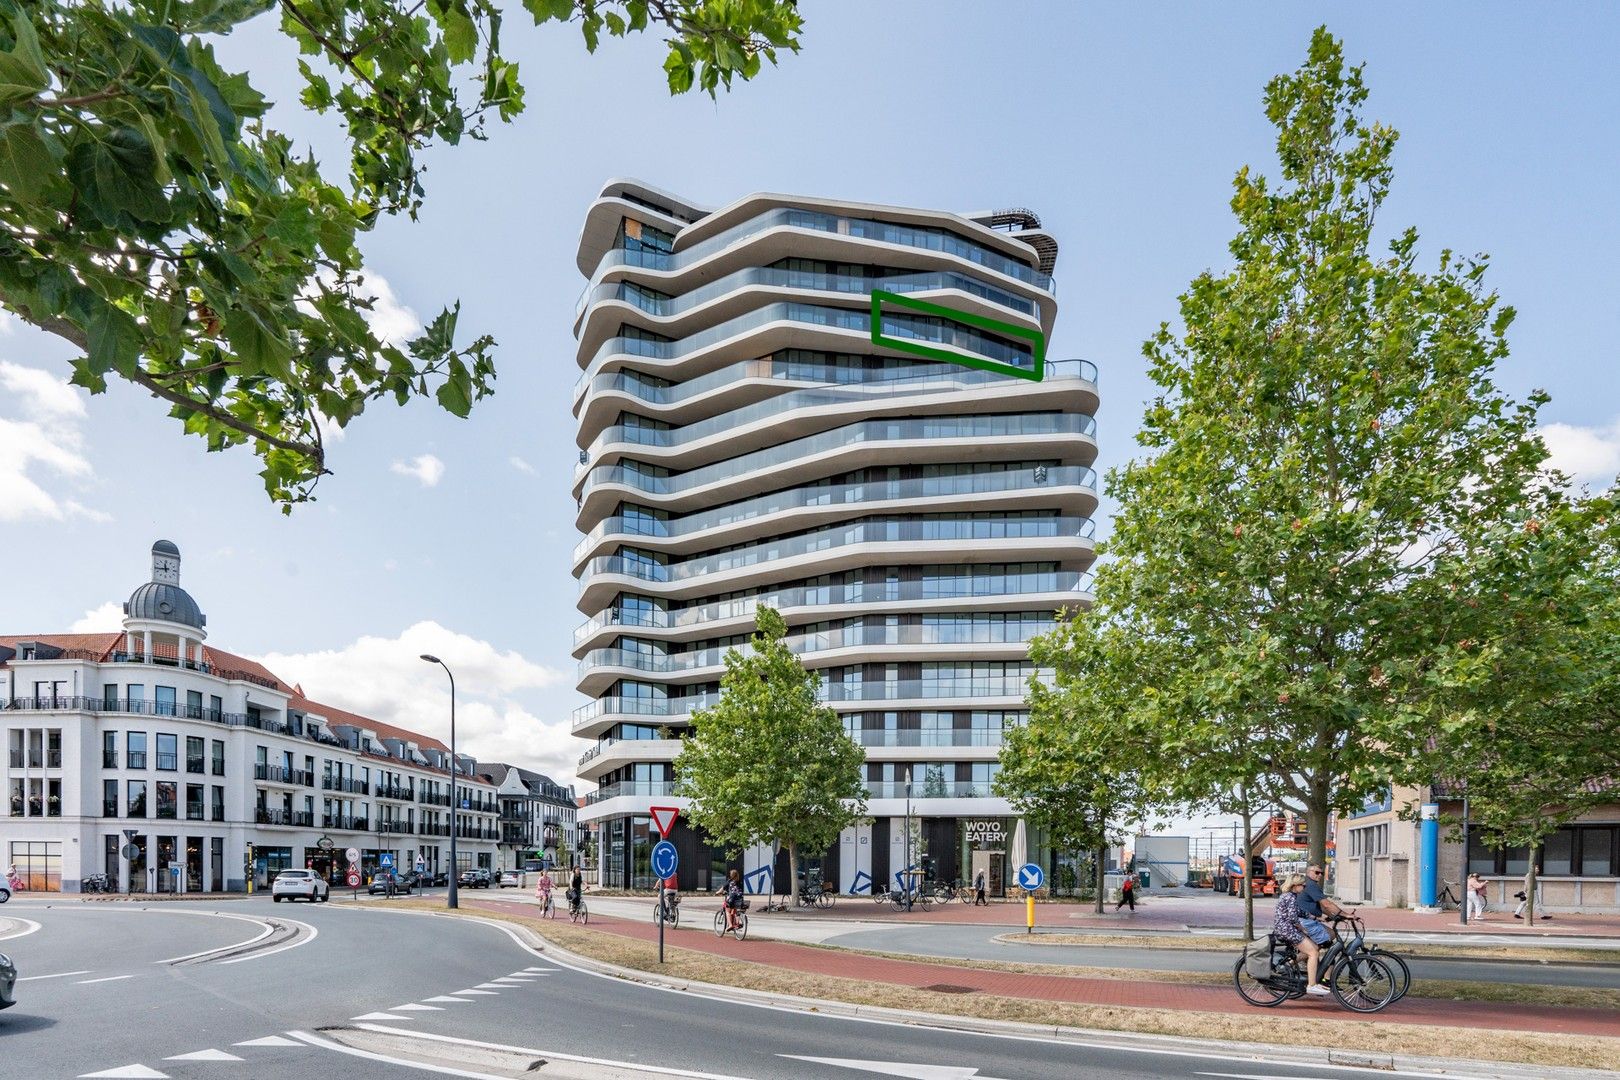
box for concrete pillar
[1417,803,1440,911]
[142,630,152,661]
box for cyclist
[1273,873,1329,996]
[1297,863,1340,963]
[659,873,680,920]
[567,865,584,916]
[719,868,744,932]
[534,867,554,914]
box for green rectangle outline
[869,289,1045,382]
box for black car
[410,869,447,888]
[457,868,493,888]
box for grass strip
[391,899,1620,1072]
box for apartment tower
[571,181,1098,896]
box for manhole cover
[919,983,977,994]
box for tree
[1098,27,1557,866]
[0,0,802,508]
[673,605,866,905]
[996,618,1160,914]
[1399,490,1620,920]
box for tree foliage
[1083,27,1561,867]
[0,0,802,508]
[674,605,866,903]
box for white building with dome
[1,541,504,893]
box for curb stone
[458,911,1619,1080]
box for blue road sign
[379,853,394,870]
[1017,862,1044,890]
[651,840,678,880]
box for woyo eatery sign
[965,819,1007,844]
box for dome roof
[151,539,180,556]
[124,582,206,629]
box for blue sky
[3,3,1617,809]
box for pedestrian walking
[973,868,987,906]
[1115,872,1137,911]
[1466,872,1488,921]
[1514,864,1552,920]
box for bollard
[1026,893,1035,935]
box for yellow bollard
[1026,892,1035,934]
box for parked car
[271,868,330,903]
[367,873,412,896]
[457,868,493,889]
[498,871,521,888]
[0,951,15,1010]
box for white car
[271,868,329,903]
[498,871,521,888]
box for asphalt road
[0,895,1586,1080]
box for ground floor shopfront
[0,820,497,893]
[592,810,1078,897]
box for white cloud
[362,272,423,347]
[390,453,445,487]
[508,456,535,475]
[1541,417,1620,489]
[0,360,107,523]
[70,601,124,633]
[254,621,574,781]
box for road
[0,895,1594,1080]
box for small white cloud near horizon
[69,601,124,633]
[254,621,576,782]
[391,453,445,487]
[508,455,535,475]
[1542,417,1620,489]
[0,359,110,524]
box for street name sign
[651,840,678,880]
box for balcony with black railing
[256,807,291,826]
[321,776,369,794]
[418,791,451,807]
[375,783,414,801]
[322,814,370,831]
[254,764,311,786]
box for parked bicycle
[1233,916,1399,1012]
[874,884,932,911]
[1435,880,1463,911]
[795,881,836,909]
[81,873,113,894]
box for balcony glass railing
[575,464,1097,564]
[578,355,1097,415]
[582,515,1092,592]
[579,413,1094,503]
[865,781,997,799]
[580,266,1040,329]
[585,780,678,805]
[583,366,1093,462]
[575,569,1096,645]
[852,728,1011,748]
[580,619,1057,681]
[576,301,1041,394]
[580,207,1055,314]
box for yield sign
[649,805,679,838]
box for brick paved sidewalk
[469,898,1620,1039]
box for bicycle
[652,891,680,929]
[714,900,749,940]
[1232,924,1399,1013]
[1435,880,1462,911]
[568,891,588,924]
[535,891,555,918]
[1334,909,1411,1003]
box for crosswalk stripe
[163,1050,243,1062]
[77,1067,168,1079]
[423,995,473,1003]
[391,1003,444,1011]
[351,1012,412,1021]
[233,1037,300,1048]
[455,988,498,995]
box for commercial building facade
[1,542,504,892]
[571,180,1098,895]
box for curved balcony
[578,620,1055,692]
[578,206,1055,323]
[573,465,1098,567]
[580,364,1095,471]
[576,413,1095,508]
[573,569,1095,651]
[574,301,1040,396]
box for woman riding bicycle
[534,868,554,913]
[719,868,744,931]
[1273,873,1330,996]
[568,866,584,915]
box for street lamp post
[420,654,458,910]
[904,766,914,913]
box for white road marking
[19,968,93,981]
[520,966,558,973]
[352,1011,412,1021]
[472,982,510,989]
[347,1024,735,1079]
[0,916,43,941]
[489,976,531,983]
[164,1050,243,1062]
[423,995,473,1003]
[75,974,138,985]
[783,1057,1007,1079]
[218,918,318,965]
[77,1067,168,1079]
[391,1002,444,1011]
[233,1036,301,1048]
[154,912,276,964]
[454,987,497,995]
[286,1029,531,1080]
